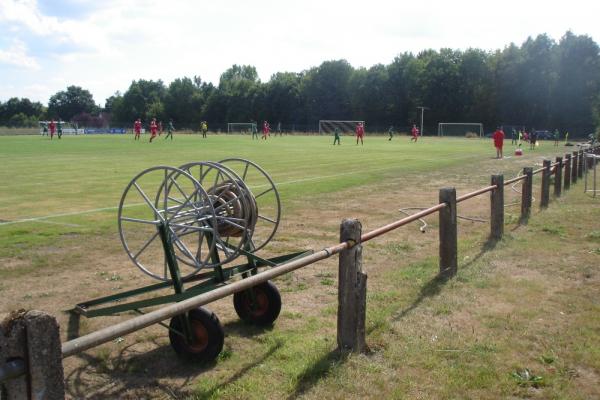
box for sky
[1,0,599,106]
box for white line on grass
[0,162,457,227]
[37,219,84,228]
[0,205,135,227]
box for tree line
[2,32,599,136]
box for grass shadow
[66,337,282,399]
[64,318,282,399]
[461,236,499,270]
[221,319,275,337]
[394,237,500,321]
[193,339,283,399]
[65,338,203,399]
[65,310,80,341]
[286,349,348,400]
[393,274,449,321]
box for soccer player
[49,119,56,140]
[251,122,259,139]
[493,127,505,159]
[134,118,142,140]
[355,122,364,145]
[57,120,63,139]
[201,121,208,138]
[388,126,394,141]
[529,130,537,150]
[262,121,270,140]
[333,128,341,145]
[511,128,517,145]
[564,131,569,144]
[165,119,175,140]
[41,122,48,136]
[149,118,158,142]
[277,121,282,136]
[553,129,560,146]
[410,124,419,142]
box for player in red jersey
[149,118,158,142]
[49,119,56,140]
[355,122,364,145]
[411,124,419,142]
[134,118,142,140]
[493,127,505,159]
[262,121,270,139]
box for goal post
[318,120,365,135]
[227,122,257,134]
[38,120,83,135]
[437,123,484,137]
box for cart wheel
[233,281,281,326]
[169,308,224,362]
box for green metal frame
[73,222,310,319]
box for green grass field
[1,133,598,399]
[0,134,497,257]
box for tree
[217,65,261,122]
[458,48,495,127]
[164,78,204,126]
[110,79,167,124]
[553,32,600,133]
[349,64,391,127]
[263,72,304,125]
[518,34,557,128]
[302,60,354,122]
[0,97,44,126]
[387,53,422,126]
[417,49,463,124]
[48,86,98,120]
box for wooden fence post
[572,151,578,184]
[541,159,551,208]
[578,150,584,179]
[0,310,65,400]
[490,175,504,240]
[337,219,367,353]
[554,156,563,197]
[439,188,457,278]
[564,154,571,190]
[520,167,533,222]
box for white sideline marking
[37,219,84,228]
[0,205,135,227]
[0,164,418,227]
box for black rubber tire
[169,307,224,362]
[233,281,281,326]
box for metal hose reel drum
[117,158,281,281]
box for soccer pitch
[0,133,548,256]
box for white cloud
[1,0,599,103]
[0,0,61,36]
[0,39,40,69]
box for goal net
[437,123,483,137]
[227,122,257,134]
[318,120,365,135]
[38,121,83,135]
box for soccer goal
[38,121,83,135]
[437,123,483,137]
[318,120,365,135]
[227,122,257,134]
